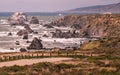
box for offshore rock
[17,24,33,36]
[8,12,27,25]
[52,29,80,38]
[29,16,39,24]
[27,37,43,50]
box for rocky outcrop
[8,12,27,25]
[17,24,33,36]
[49,14,120,38]
[44,24,54,28]
[52,29,80,38]
[24,24,33,33]
[27,37,43,50]
[23,34,28,39]
[8,32,12,36]
[29,16,39,24]
[17,30,28,36]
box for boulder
[24,24,33,33]
[17,24,33,36]
[44,24,54,28]
[27,37,43,50]
[8,32,12,36]
[20,48,27,52]
[15,41,20,45]
[29,16,39,24]
[23,34,28,39]
[8,12,27,25]
[17,30,29,36]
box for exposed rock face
[17,24,33,36]
[8,12,27,25]
[27,37,43,50]
[49,14,120,38]
[29,16,39,24]
[52,29,80,38]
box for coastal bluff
[48,14,120,38]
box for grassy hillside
[0,38,119,75]
[67,2,120,14]
[81,37,120,50]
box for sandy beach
[0,57,72,67]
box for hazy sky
[0,0,120,12]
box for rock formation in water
[8,32,12,36]
[17,24,33,36]
[29,16,39,24]
[8,12,27,25]
[27,37,43,50]
[52,29,80,38]
[23,34,28,39]
[44,24,54,28]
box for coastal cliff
[49,14,120,38]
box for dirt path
[0,57,72,67]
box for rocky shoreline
[0,12,91,52]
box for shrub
[14,72,26,75]
[0,71,9,75]
[54,63,74,70]
[8,65,26,72]
[98,69,119,75]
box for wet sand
[0,57,72,67]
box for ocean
[0,12,86,18]
[0,12,76,17]
[0,12,67,22]
[0,12,89,52]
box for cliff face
[50,14,120,38]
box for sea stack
[8,12,27,25]
[17,24,33,36]
[27,37,43,50]
[29,16,39,24]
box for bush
[54,63,74,70]
[8,65,26,72]
[14,72,26,75]
[0,71,9,75]
[98,69,119,75]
